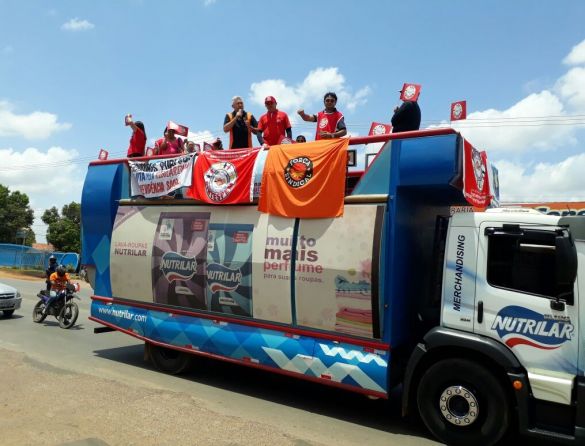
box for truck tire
[417,358,511,446]
[147,343,192,375]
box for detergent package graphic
[206,224,253,316]
[152,212,210,309]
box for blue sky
[1,0,584,242]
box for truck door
[474,223,579,406]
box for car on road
[0,282,22,318]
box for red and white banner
[400,83,421,102]
[368,122,392,136]
[463,139,491,208]
[167,120,189,137]
[188,148,260,204]
[98,149,109,160]
[451,101,467,121]
[129,154,195,198]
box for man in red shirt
[297,92,347,140]
[253,96,292,146]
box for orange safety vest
[227,112,252,149]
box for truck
[81,128,585,445]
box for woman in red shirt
[126,116,147,158]
[155,127,183,156]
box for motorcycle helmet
[56,265,66,277]
[49,255,57,264]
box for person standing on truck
[391,95,421,133]
[252,96,292,146]
[223,96,262,149]
[154,127,183,155]
[297,92,347,140]
[125,115,147,158]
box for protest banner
[129,153,195,198]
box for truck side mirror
[555,230,577,305]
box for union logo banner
[188,148,260,204]
[368,122,392,136]
[258,138,349,218]
[400,83,421,102]
[451,100,467,121]
[463,139,491,208]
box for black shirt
[224,110,259,149]
[391,101,421,133]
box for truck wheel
[417,358,511,446]
[2,310,14,318]
[147,343,192,375]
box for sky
[0,0,585,243]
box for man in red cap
[253,96,292,146]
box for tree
[0,184,35,244]
[42,202,81,253]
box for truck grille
[0,293,16,300]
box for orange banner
[258,138,349,218]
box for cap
[264,96,276,104]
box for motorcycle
[33,282,81,329]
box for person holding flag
[391,84,422,133]
[297,92,347,140]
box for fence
[0,244,79,270]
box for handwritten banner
[129,154,195,198]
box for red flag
[463,139,491,208]
[189,148,260,204]
[167,120,189,137]
[400,83,421,102]
[98,149,108,160]
[368,122,392,136]
[451,101,467,121]
[258,139,349,218]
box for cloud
[497,153,585,202]
[249,67,372,114]
[0,101,71,140]
[563,39,585,66]
[186,130,216,144]
[61,18,95,31]
[555,66,585,112]
[0,145,84,242]
[449,90,576,154]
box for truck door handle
[477,300,483,324]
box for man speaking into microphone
[223,96,263,149]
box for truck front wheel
[417,358,511,446]
[147,343,192,375]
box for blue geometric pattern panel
[91,300,389,395]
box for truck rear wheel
[147,343,192,375]
[417,358,511,446]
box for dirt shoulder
[0,348,317,446]
[0,269,92,290]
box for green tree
[0,184,35,244]
[42,202,81,252]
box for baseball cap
[264,96,276,104]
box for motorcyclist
[45,255,58,291]
[44,265,70,315]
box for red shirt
[315,110,344,140]
[155,137,182,155]
[127,127,146,157]
[258,110,291,146]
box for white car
[0,282,22,318]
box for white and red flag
[368,122,392,136]
[167,120,189,137]
[98,149,109,160]
[451,101,467,121]
[188,148,260,204]
[463,139,491,208]
[400,83,421,102]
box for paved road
[0,276,441,446]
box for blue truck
[81,128,585,445]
